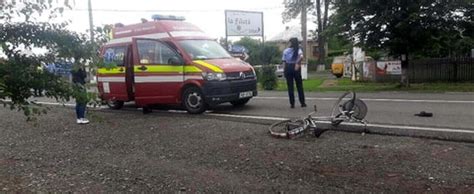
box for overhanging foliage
[0,0,108,120]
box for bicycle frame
[269,91,368,139]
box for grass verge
[270,77,474,92]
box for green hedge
[256,65,278,90]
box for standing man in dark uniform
[282,37,306,108]
[72,66,89,124]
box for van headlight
[202,72,227,81]
[251,67,257,78]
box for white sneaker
[77,118,90,124]
[80,118,90,124]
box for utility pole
[87,0,94,83]
[301,0,308,65]
[300,0,309,80]
[88,0,94,43]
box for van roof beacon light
[152,14,185,21]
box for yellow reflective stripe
[184,66,202,73]
[97,67,124,74]
[133,65,202,73]
[193,60,223,73]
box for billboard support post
[224,10,229,51]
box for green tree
[218,37,232,49]
[0,0,105,120]
[331,0,473,85]
[283,0,331,62]
[234,37,281,65]
[260,43,282,65]
[234,37,261,65]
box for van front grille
[226,70,255,80]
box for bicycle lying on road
[269,91,368,139]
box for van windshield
[178,40,231,60]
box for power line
[70,6,284,13]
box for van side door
[132,38,185,105]
[98,45,130,101]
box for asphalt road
[28,91,474,131]
[211,91,474,130]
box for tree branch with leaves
[0,0,109,120]
[330,0,473,85]
[282,0,331,62]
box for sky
[62,0,315,41]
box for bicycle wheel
[331,91,368,120]
[269,119,305,139]
[342,98,368,120]
[330,91,353,118]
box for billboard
[225,10,263,36]
[376,61,402,75]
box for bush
[324,57,333,69]
[257,65,278,90]
[308,59,318,66]
[234,37,281,65]
[307,58,332,71]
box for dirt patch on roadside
[0,107,473,192]
[320,79,338,87]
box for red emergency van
[97,15,257,114]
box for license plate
[239,91,253,98]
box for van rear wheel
[182,87,207,114]
[106,100,124,110]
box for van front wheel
[182,87,207,114]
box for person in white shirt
[282,37,306,108]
